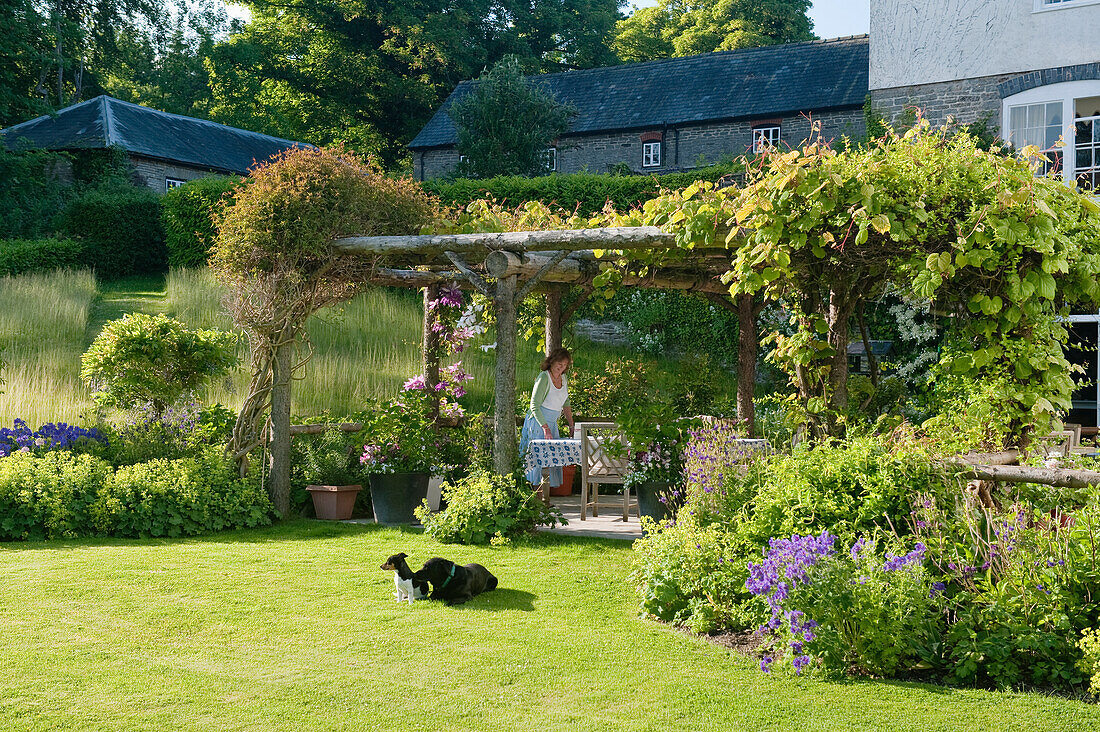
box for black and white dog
[413,557,498,606]
[381,552,430,604]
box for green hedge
[0,448,274,541]
[162,176,242,268]
[63,184,166,277]
[0,238,87,276]
[423,164,742,216]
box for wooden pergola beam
[483,250,729,294]
[333,227,676,257]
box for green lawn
[1,522,1096,731]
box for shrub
[0,148,74,238]
[81,314,239,418]
[415,470,564,544]
[162,176,242,268]
[91,448,274,537]
[1080,628,1100,697]
[63,183,166,277]
[92,403,236,467]
[424,164,741,217]
[0,238,87,276]
[0,451,113,540]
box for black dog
[381,552,431,604]
[413,557,498,605]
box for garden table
[526,438,582,503]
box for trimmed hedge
[63,184,166,277]
[0,238,87,276]
[0,448,274,540]
[423,164,742,216]
[162,176,242,267]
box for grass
[0,267,735,426]
[0,521,1097,731]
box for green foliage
[0,450,112,540]
[602,288,739,366]
[291,427,365,515]
[91,404,237,467]
[612,0,814,62]
[91,447,274,538]
[450,57,577,179]
[1080,628,1100,697]
[568,357,655,420]
[81,313,239,418]
[415,470,564,544]
[0,238,86,276]
[204,0,620,167]
[785,538,944,678]
[0,148,74,238]
[0,447,272,541]
[425,165,742,216]
[162,175,242,268]
[63,182,167,277]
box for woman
[518,347,575,488]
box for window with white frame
[165,177,185,191]
[1007,100,1063,175]
[642,141,661,167]
[1035,0,1100,11]
[752,125,781,154]
[545,147,557,172]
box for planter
[634,480,670,522]
[369,472,430,524]
[551,465,576,497]
[307,484,362,520]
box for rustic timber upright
[328,226,731,476]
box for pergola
[322,226,735,476]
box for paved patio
[537,493,642,541]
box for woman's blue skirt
[519,407,561,486]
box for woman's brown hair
[540,347,572,372]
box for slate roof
[1,95,309,175]
[410,35,869,150]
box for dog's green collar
[439,564,456,589]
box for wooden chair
[577,422,633,521]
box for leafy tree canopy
[449,57,577,179]
[612,0,814,63]
[205,0,622,169]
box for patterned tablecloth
[525,438,582,474]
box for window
[1076,114,1100,192]
[165,177,185,191]
[545,147,557,172]
[1007,100,1063,175]
[752,125,782,154]
[642,141,661,168]
[1034,0,1100,10]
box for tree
[0,0,51,126]
[612,0,814,63]
[212,147,436,513]
[205,0,621,168]
[449,58,576,179]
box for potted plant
[297,428,363,521]
[359,371,470,524]
[615,396,696,522]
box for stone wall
[870,73,1016,129]
[128,155,223,193]
[413,106,866,181]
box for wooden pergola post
[422,284,441,420]
[545,285,563,355]
[268,340,293,515]
[493,275,520,472]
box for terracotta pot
[551,465,575,496]
[307,485,362,520]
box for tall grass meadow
[1,267,732,427]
